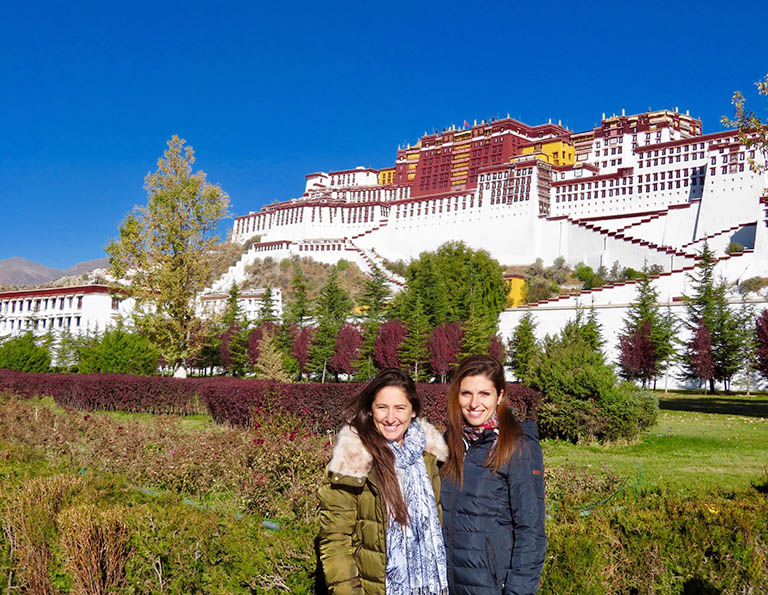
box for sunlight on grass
[543,399,768,491]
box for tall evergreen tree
[681,243,741,391]
[710,281,742,390]
[508,311,539,381]
[354,267,390,380]
[618,268,676,386]
[460,303,497,359]
[399,296,431,381]
[258,285,279,324]
[222,283,244,327]
[308,267,352,381]
[253,330,290,382]
[285,262,311,327]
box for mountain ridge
[0,256,110,287]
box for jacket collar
[327,418,448,479]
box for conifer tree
[460,303,497,359]
[308,267,352,381]
[222,283,243,327]
[710,281,742,390]
[285,261,311,328]
[618,268,676,386]
[354,267,390,380]
[258,285,279,324]
[681,243,741,391]
[508,311,539,381]
[399,296,431,381]
[254,330,290,382]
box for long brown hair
[342,368,421,525]
[441,355,523,486]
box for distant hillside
[0,256,109,287]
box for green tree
[0,333,50,372]
[222,283,244,328]
[618,268,677,387]
[285,262,311,328]
[399,295,431,381]
[354,267,390,380]
[258,286,279,324]
[308,267,352,381]
[681,243,739,391]
[396,241,507,330]
[508,311,539,381]
[460,303,497,359]
[77,327,159,375]
[106,135,230,375]
[55,327,80,371]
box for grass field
[542,391,768,492]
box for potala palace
[2,108,767,388]
[218,108,768,388]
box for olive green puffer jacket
[318,419,448,595]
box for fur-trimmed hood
[327,418,448,479]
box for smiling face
[458,374,503,427]
[372,385,415,445]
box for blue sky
[2,0,767,269]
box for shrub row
[0,369,542,430]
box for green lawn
[543,391,768,491]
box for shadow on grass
[682,577,722,594]
[659,397,768,418]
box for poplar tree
[722,73,768,179]
[107,135,230,375]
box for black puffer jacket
[441,420,546,595]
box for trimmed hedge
[0,369,542,430]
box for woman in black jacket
[441,355,546,594]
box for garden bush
[0,333,50,373]
[76,327,159,376]
[527,325,658,442]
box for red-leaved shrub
[0,369,542,431]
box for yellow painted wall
[520,140,575,166]
[378,168,395,185]
[505,276,526,307]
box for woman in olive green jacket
[318,369,449,595]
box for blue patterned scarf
[385,420,449,595]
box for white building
[198,287,283,322]
[212,108,768,389]
[0,285,134,338]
